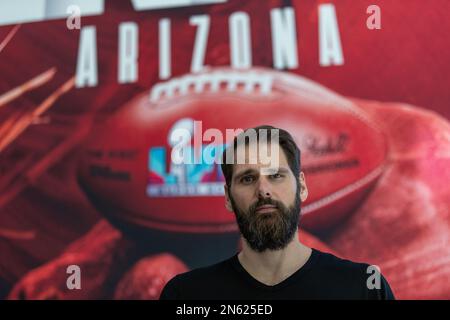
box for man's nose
[257,175,272,198]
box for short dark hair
[221,125,301,188]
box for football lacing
[150,70,273,102]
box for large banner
[0,0,449,299]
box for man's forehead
[232,142,289,175]
[233,164,291,176]
[234,142,284,160]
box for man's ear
[299,172,308,202]
[224,185,233,212]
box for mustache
[249,198,282,213]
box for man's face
[224,142,306,252]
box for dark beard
[230,183,301,252]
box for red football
[77,67,387,233]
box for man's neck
[237,231,312,286]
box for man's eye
[241,176,255,184]
[271,173,283,179]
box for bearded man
[160,125,395,300]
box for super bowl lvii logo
[147,119,226,197]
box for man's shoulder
[159,255,236,299]
[314,249,371,272]
[311,249,395,299]
[311,248,376,282]
[178,255,235,281]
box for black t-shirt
[159,248,395,300]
